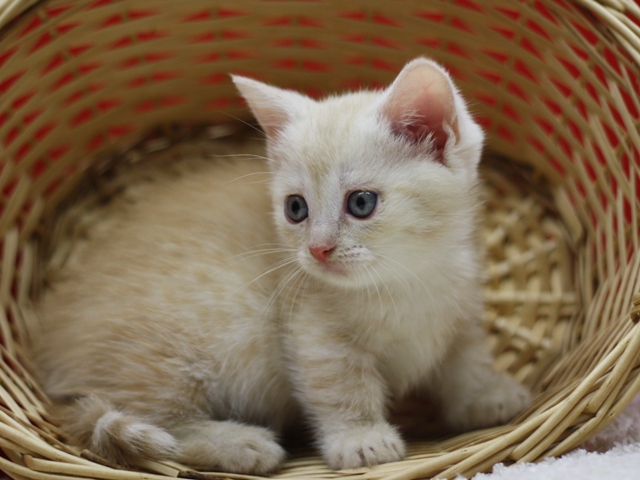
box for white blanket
[471,393,640,480]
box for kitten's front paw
[445,373,531,432]
[322,423,405,470]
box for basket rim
[0,0,639,479]
[0,0,38,31]
[1,0,640,65]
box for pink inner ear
[382,61,459,163]
[398,104,449,152]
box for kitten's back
[32,144,294,466]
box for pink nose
[309,245,335,263]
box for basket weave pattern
[0,0,639,479]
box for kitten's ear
[232,75,311,139]
[381,58,460,163]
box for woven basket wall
[0,0,639,479]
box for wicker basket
[0,0,639,479]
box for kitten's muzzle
[309,244,335,263]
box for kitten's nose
[309,244,335,263]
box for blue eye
[285,195,308,223]
[347,191,378,219]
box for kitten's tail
[53,394,178,465]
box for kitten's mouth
[311,259,346,276]
[318,261,345,275]
[307,258,379,288]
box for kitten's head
[233,58,484,288]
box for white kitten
[234,57,530,469]
[31,57,531,474]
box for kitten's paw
[178,422,285,474]
[214,426,285,474]
[445,373,531,432]
[322,423,405,470]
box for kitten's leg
[56,396,284,473]
[171,420,286,474]
[432,322,531,431]
[289,327,405,470]
[53,394,178,466]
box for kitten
[30,57,531,474]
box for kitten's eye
[347,191,378,219]
[285,195,309,223]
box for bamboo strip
[0,0,636,479]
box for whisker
[207,152,285,169]
[233,257,299,295]
[362,265,375,310]
[376,253,435,306]
[363,264,385,319]
[285,268,308,323]
[262,266,303,323]
[283,271,313,336]
[375,260,418,316]
[225,171,274,185]
[243,242,292,249]
[376,260,414,295]
[227,247,297,265]
[369,265,400,323]
[208,153,272,161]
[219,112,267,139]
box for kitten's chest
[357,291,457,396]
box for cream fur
[31,57,530,474]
